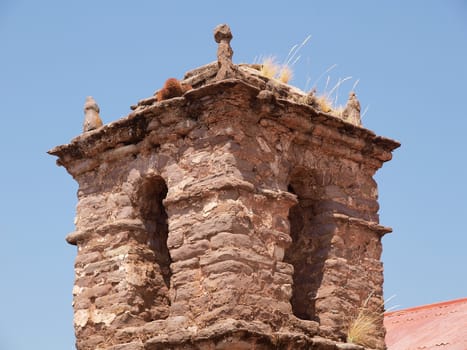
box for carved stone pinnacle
[83,96,103,132]
[214,24,235,80]
[342,91,361,126]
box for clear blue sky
[1,1,466,349]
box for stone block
[75,251,102,267]
[210,232,252,249]
[170,239,210,262]
[202,260,254,277]
[171,269,200,288]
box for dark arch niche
[135,175,171,289]
[284,168,329,322]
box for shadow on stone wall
[285,168,332,324]
[135,175,172,289]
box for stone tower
[49,25,399,350]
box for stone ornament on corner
[83,96,103,132]
[214,24,237,80]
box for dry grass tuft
[259,57,293,84]
[257,35,311,85]
[346,292,395,348]
[347,308,380,348]
[316,95,333,113]
[314,92,346,117]
[255,35,368,120]
[260,57,280,79]
[278,65,293,84]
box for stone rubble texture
[49,24,400,350]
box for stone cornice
[48,79,400,177]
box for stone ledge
[66,219,145,245]
[49,78,400,175]
[164,176,255,206]
[165,179,297,207]
[331,213,393,237]
[312,212,392,237]
[143,324,364,350]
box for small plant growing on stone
[316,95,333,113]
[313,75,353,115]
[347,308,380,347]
[255,35,367,122]
[257,35,311,85]
[278,65,293,84]
[314,94,346,117]
[259,57,293,84]
[346,292,394,348]
[259,57,280,79]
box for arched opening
[136,176,171,289]
[285,183,315,321]
[284,169,329,322]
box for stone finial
[214,24,236,80]
[214,24,233,44]
[342,91,361,126]
[83,96,103,132]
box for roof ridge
[385,297,467,316]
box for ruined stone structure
[49,25,399,350]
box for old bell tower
[49,24,399,350]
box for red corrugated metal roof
[384,297,467,350]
